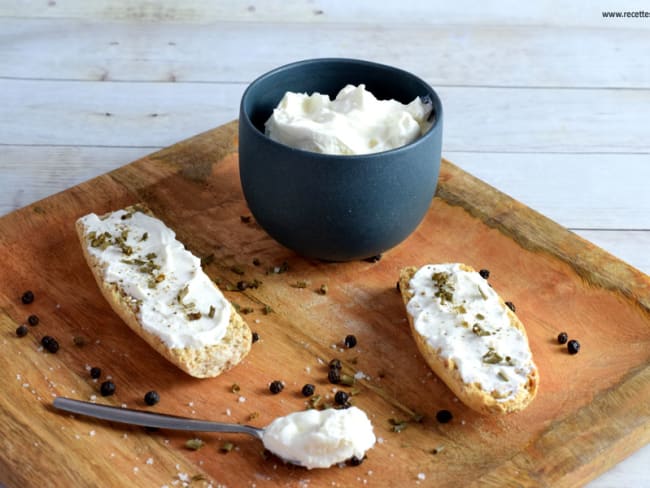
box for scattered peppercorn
[505,301,516,312]
[396,281,401,292]
[344,334,357,348]
[252,258,261,266]
[27,314,39,326]
[334,391,349,405]
[100,380,116,396]
[21,290,34,304]
[329,358,342,370]
[328,368,341,384]
[236,280,248,291]
[240,215,252,223]
[252,332,259,343]
[557,332,568,345]
[90,367,102,379]
[348,455,364,466]
[269,380,284,394]
[41,336,59,353]
[15,325,28,337]
[301,384,315,397]
[144,390,160,406]
[436,409,453,424]
[363,254,382,263]
[479,269,490,279]
[567,339,580,355]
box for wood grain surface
[1,121,649,487]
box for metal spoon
[52,397,300,466]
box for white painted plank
[2,0,649,29]
[449,152,650,229]
[2,147,649,231]
[0,79,245,147]
[2,19,649,88]
[575,230,650,276]
[1,80,649,153]
[0,145,151,216]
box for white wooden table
[1,1,648,485]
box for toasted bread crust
[76,205,251,378]
[399,265,538,414]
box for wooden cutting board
[1,121,649,487]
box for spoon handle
[53,397,263,439]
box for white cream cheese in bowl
[264,84,433,155]
[262,406,376,469]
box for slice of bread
[399,264,538,414]
[76,204,251,378]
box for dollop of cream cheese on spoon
[262,406,376,469]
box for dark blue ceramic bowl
[239,58,443,261]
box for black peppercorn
[327,368,341,384]
[100,380,116,396]
[301,384,315,397]
[436,409,453,424]
[28,314,39,326]
[15,325,28,337]
[90,367,102,379]
[328,358,342,370]
[348,455,364,466]
[41,335,59,353]
[567,339,580,355]
[344,334,357,348]
[252,332,259,343]
[21,290,34,304]
[505,301,516,312]
[269,380,284,394]
[236,280,248,291]
[334,391,349,405]
[479,269,490,279]
[557,332,568,345]
[144,390,160,406]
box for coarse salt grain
[417,473,426,480]
[146,457,154,465]
[89,430,96,436]
[238,396,246,403]
[225,408,231,416]
[133,467,139,474]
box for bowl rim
[239,57,443,160]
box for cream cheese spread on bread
[406,263,536,403]
[262,406,376,469]
[78,208,230,349]
[265,84,432,155]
